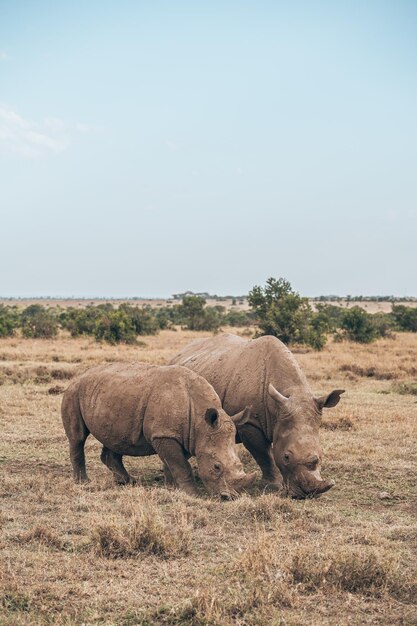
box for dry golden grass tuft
[228,493,298,522]
[89,507,192,559]
[14,524,67,550]
[1,328,416,625]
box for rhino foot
[75,476,91,485]
[261,480,286,495]
[114,475,138,486]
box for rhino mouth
[219,485,240,501]
[286,476,335,499]
[228,471,257,493]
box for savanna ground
[0,327,416,625]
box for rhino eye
[306,456,319,471]
[214,462,222,473]
[283,453,290,464]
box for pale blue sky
[1,1,416,297]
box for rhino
[171,334,344,498]
[61,362,256,499]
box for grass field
[1,328,416,625]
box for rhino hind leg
[152,438,198,496]
[70,438,89,483]
[238,424,284,492]
[62,394,90,483]
[100,447,136,485]
[162,461,175,487]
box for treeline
[311,295,416,303]
[248,278,417,349]
[1,280,417,349]
[0,298,255,344]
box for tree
[248,277,327,349]
[340,307,376,343]
[179,296,221,331]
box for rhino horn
[268,383,290,407]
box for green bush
[119,304,159,335]
[248,277,327,349]
[223,309,254,327]
[314,304,344,332]
[392,305,417,332]
[94,310,137,344]
[340,307,376,343]
[60,304,160,341]
[0,305,19,337]
[21,305,58,338]
[179,296,222,331]
[60,306,107,337]
[371,312,395,338]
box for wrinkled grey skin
[171,334,344,498]
[62,363,256,499]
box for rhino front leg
[153,438,198,496]
[238,424,284,492]
[100,447,136,485]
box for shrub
[0,305,19,337]
[61,304,160,342]
[340,307,376,343]
[60,305,105,337]
[179,296,222,332]
[371,312,396,338]
[94,310,137,344]
[223,309,254,327]
[21,305,58,338]
[119,304,159,335]
[392,305,417,332]
[314,303,344,331]
[248,277,327,349]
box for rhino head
[195,407,257,500]
[268,384,345,498]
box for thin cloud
[0,106,90,158]
[0,51,9,61]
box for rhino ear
[268,383,290,407]
[316,389,345,410]
[205,408,219,428]
[230,406,251,427]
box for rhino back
[71,363,221,455]
[172,334,311,432]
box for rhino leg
[100,447,136,485]
[153,438,198,496]
[162,462,175,487]
[70,439,89,483]
[62,395,90,483]
[238,424,284,492]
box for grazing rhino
[171,334,344,498]
[61,362,256,499]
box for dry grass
[1,329,416,625]
[89,500,192,559]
